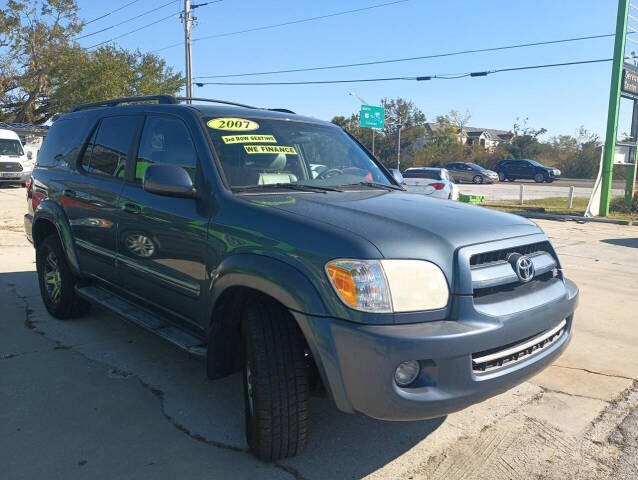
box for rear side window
[135,116,197,181]
[84,116,140,177]
[36,117,86,167]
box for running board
[75,285,207,357]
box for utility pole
[600,0,630,216]
[183,0,193,103]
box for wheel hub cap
[44,251,62,303]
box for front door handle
[121,203,141,214]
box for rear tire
[498,172,505,182]
[242,299,309,461]
[36,234,90,319]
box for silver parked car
[402,167,458,200]
[444,162,499,184]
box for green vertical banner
[600,0,629,216]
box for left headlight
[325,259,449,313]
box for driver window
[136,116,197,181]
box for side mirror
[143,164,196,197]
[27,151,33,160]
[390,168,404,185]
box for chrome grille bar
[471,252,557,290]
[472,319,567,373]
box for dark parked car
[24,95,578,461]
[444,162,499,184]
[494,159,561,183]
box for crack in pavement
[5,280,308,480]
[554,364,636,381]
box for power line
[194,57,615,86]
[84,0,144,26]
[77,0,177,40]
[86,1,224,50]
[86,12,180,49]
[152,0,410,52]
[193,33,617,79]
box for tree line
[1,0,183,124]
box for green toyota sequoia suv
[25,95,578,460]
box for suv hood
[251,190,541,260]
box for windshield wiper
[234,183,343,193]
[339,181,404,191]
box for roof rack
[69,95,296,114]
[175,97,259,109]
[69,95,179,112]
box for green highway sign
[360,104,385,129]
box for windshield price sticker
[207,118,260,131]
[222,134,276,144]
[244,145,298,155]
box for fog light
[394,360,420,387]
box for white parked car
[402,167,458,200]
[0,128,34,186]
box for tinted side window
[87,116,139,177]
[37,117,87,167]
[136,116,197,181]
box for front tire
[473,175,483,184]
[36,234,90,319]
[534,173,545,183]
[242,299,310,461]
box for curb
[509,211,638,226]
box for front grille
[470,241,553,266]
[472,319,567,373]
[0,162,23,172]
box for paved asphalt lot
[1,184,637,479]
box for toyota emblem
[514,255,535,283]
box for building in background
[414,123,515,151]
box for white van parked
[0,128,34,186]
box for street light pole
[348,92,376,157]
[397,122,402,171]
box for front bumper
[294,278,578,421]
[0,171,31,183]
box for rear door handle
[121,203,141,214]
[63,189,76,198]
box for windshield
[0,139,24,156]
[527,159,543,167]
[205,117,392,191]
[467,163,484,170]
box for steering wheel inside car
[316,168,343,179]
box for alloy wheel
[44,251,62,303]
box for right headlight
[325,259,449,313]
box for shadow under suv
[24,95,578,461]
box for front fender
[209,253,328,320]
[33,200,81,277]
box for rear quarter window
[37,117,89,167]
